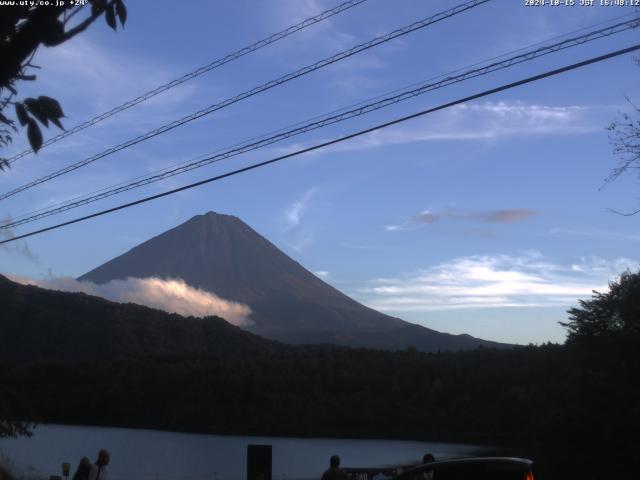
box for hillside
[0,274,280,362]
[79,211,507,351]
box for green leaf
[105,3,117,30]
[24,98,48,127]
[26,118,43,152]
[15,102,29,126]
[91,0,107,16]
[35,96,65,130]
[37,96,65,119]
[41,19,65,46]
[0,159,8,171]
[115,0,127,27]
[50,117,64,130]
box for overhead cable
[0,0,490,201]
[3,16,638,230]
[2,43,638,245]
[5,0,369,165]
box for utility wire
[0,0,490,202]
[11,10,636,226]
[2,43,638,246]
[9,10,638,228]
[5,0,369,165]
[3,16,638,230]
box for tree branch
[52,2,113,45]
[606,207,640,216]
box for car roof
[396,457,533,476]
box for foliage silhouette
[0,274,639,478]
[561,269,640,341]
[0,0,127,170]
[605,59,640,215]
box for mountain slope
[0,274,279,362]
[79,211,507,351]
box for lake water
[0,425,485,480]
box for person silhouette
[73,457,91,480]
[321,455,348,480]
[422,454,435,464]
[88,450,110,480]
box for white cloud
[340,242,400,251]
[315,270,330,278]
[285,187,317,229]
[275,0,327,23]
[10,275,253,326]
[6,36,203,163]
[282,188,319,253]
[264,0,357,53]
[26,38,165,114]
[288,234,314,253]
[361,101,604,145]
[357,252,638,312]
[549,227,640,242]
[274,100,610,159]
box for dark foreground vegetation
[1,273,639,479]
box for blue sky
[1,0,640,344]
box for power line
[2,43,638,246]
[12,10,635,225]
[5,0,369,165]
[0,0,490,202]
[3,16,638,230]
[12,11,638,229]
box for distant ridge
[79,211,509,351]
[0,274,280,362]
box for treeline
[0,274,282,362]
[1,338,638,479]
[1,272,639,479]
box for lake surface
[0,425,485,480]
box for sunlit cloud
[357,252,638,312]
[9,275,253,326]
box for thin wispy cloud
[272,100,609,160]
[386,207,541,231]
[263,0,357,56]
[10,275,253,326]
[275,0,328,24]
[282,187,318,252]
[285,187,317,229]
[0,217,39,264]
[340,242,399,251]
[6,36,204,160]
[25,38,184,114]
[357,252,638,312]
[549,227,640,243]
[362,101,605,145]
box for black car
[391,457,536,480]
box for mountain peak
[191,211,243,224]
[79,212,507,351]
